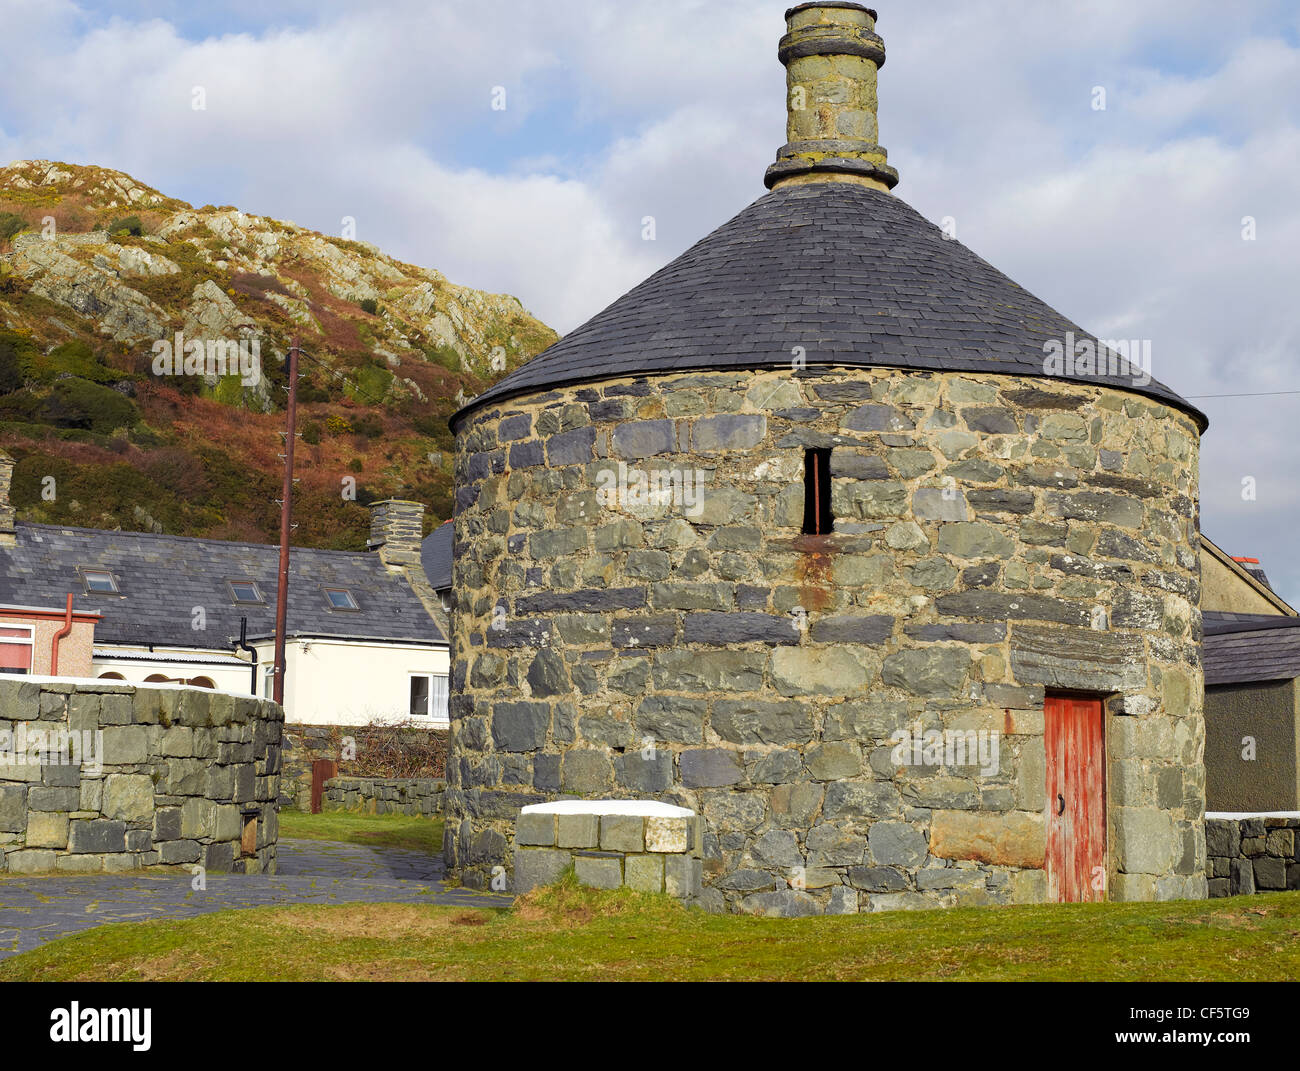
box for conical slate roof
[453,183,1206,431]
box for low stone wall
[322,777,445,817]
[514,802,703,899]
[280,723,337,811]
[280,723,448,811]
[1206,815,1300,897]
[0,677,282,875]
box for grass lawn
[278,809,443,854]
[2,877,1297,982]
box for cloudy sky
[2,0,1298,602]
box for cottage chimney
[0,451,15,547]
[765,3,900,192]
[367,499,425,568]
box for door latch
[1056,793,1066,816]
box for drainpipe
[237,616,258,695]
[50,593,73,676]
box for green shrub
[210,375,246,406]
[0,212,27,242]
[358,297,380,316]
[107,215,144,237]
[301,421,322,445]
[348,457,364,473]
[37,340,119,384]
[0,351,22,395]
[40,378,138,434]
[0,329,37,394]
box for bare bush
[329,719,448,779]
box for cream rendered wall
[252,638,449,727]
[91,646,256,695]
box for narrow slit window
[803,449,833,535]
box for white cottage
[0,452,449,726]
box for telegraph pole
[272,337,300,706]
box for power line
[292,345,388,408]
[1185,390,1300,400]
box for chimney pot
[766,3,899,192]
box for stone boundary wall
[322,777,445,817]
[280,723,448,811]
[0,677,282,875]
[280,723,337,811]
[1206,815,1300,897]
[515,805,704,899]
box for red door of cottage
[1044,694,1106,902]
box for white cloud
[3,0,1299,598]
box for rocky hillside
[0,160,557,548]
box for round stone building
[444,3,1209,913]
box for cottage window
[323,587,359,611]
[81,568,119,594]
[0,625,34,675]
[802,449,833,535]
[410,673,449,721]
[228,580,264,605]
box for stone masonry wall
[447,367,1205,913]
[0,678,282,874]
[280,723,337,811]
[1206,816,1300,897]
[323,776,445,817]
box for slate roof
[453,183,1206,431]
[1203,612,1300,636]
[1204,617,1300,686]
[0,521,444,650]
[420,520,453,591]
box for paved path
[0,838,512,960]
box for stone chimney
[0,451,15,547]
[367,499,425,568]
[368,498,452,641]
[765,3,900,192]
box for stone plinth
[513,800,703,899]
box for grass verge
[278,809,443,854]
[1,875,1296,982]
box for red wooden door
[1044,695,1106,902]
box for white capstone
[521,799,694,818]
